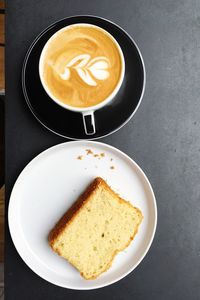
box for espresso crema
[40,24,123,108]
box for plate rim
[22,15,146,140]
[8,141,157,290]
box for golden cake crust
[49,177,104,246]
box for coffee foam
[41,25,122,108]
[59,54,110,86]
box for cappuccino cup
[39,23,125,135]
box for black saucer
[22,16,145,140]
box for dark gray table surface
[5,1,200,299]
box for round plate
[22,16,145,140]
[8,141,157,290]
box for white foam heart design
[59,54,110,86]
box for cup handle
[82,111,96,135]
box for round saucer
[22,16,145,140]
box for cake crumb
[100,153,105,157]
[110,166,115,170]
[110,158,113,161]
[77,155,83,160]
[86,149,93,155]
[94,154,99,157]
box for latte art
[59,54,110,86]
[40,24,123,108]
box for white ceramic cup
[39,23,125,135]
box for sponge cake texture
[49,177,143,280]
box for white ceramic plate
[8,141,157,290]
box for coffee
[39,24,123,108]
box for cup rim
[39,23,125,112]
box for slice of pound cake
[49,177,143,280]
